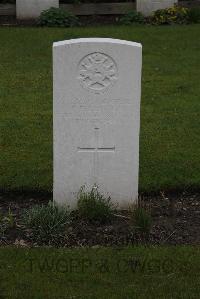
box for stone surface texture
[16,0,59,19]
[137,0,178,16]
[53,38,142,208]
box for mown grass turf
[0,246,200,298]
[0,25,200,193]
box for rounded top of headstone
[53,38,142,49]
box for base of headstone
[137,0,178,16]
[16,0,59,20]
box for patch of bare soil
[0,192,199,247]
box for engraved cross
[77,128,115,183]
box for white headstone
[53,38,142,208]
[16,0,59,20]
[137,0,178,16]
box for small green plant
[0,207,16,238]
[151,5,189,25]
[23,202,70,245]
[0,213,7,238]
[4,207,15,229]
[77,185,115,223]
[38,7,80,27]
[131,206,152,236]
[188,7,200,23]
[120,10,145,25]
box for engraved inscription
[78,52,118,92]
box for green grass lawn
[0,25,200,194]
[0,246,200,298]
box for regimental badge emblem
[78,52,118,93]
